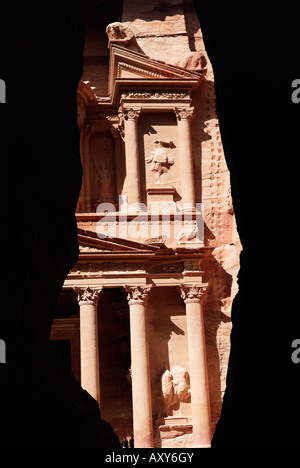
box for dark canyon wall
[0,0,299,448]
[0,0,120,448]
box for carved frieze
[69,262,146,277]
[147,262,183,275]
[121,91,190,100]
[183,259,202,273]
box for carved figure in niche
[162,365,190,413]
[145,140,174,184]
[91,134,115,206]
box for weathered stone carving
[73,286,103,305]
[179,284,207,304]
[178,51,207,71]
[79,245,103,253]
[147,262,183,274]
[123,107,141,120]
[176,220,199,242]
[162,365,191,413]
[145,140,174,183]
[124,285,152,304]
[174,107,194,122]
[121,91,189,100]
[145,235,167,246]
[106,22,135,44]
[107,113,125,140]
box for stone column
[125,285,153,448]
[81,125,94,212]
[74,286,102,406]
[111,125,125,207]
[180,284,211,447]
[123,108,142,212]
[175,107,196,211]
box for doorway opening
[98,288,133,439]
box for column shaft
[181,285,211,447]
[176,108,196,210]
[123,109,141,211]
[75,287,102,407]
[126,286,153,448]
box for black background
[0,0,299,448]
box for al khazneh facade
[50,0,241,448]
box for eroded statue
[106,22,135,44]
[145,139,174,183]
[162,365,190,413]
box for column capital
[122,107,141,121]
[174,106,194,122]
[124,285,152,305]
[179,283,208,304]
[74,286,103,305]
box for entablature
[64,227,213,290]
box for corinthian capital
[123,107,141,121]
[124,285,152,305]
[179,283,207,304]
[175,107,194,122]
[74,286,103,305]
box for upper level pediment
[108,43,206,103]
[78,227,159,255]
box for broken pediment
[108,43,206,100]
[77,227,158,254]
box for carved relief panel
[138,113,180,206]
[89,132,116,209]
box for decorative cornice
[117,61,165,79]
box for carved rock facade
[50,0,241,449]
